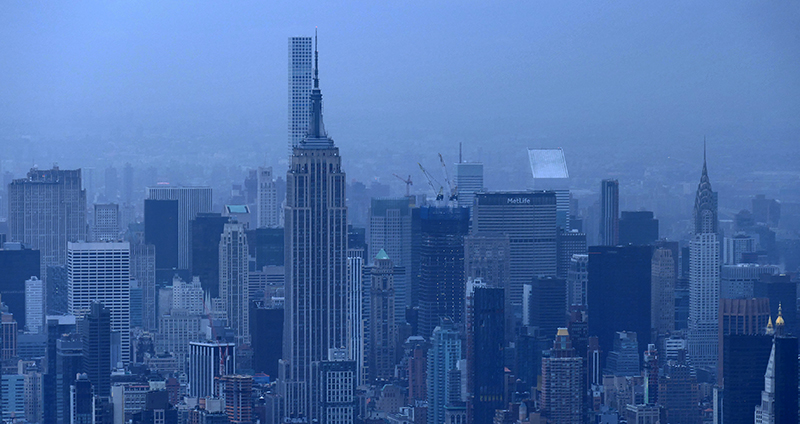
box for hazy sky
[1,1,798,183]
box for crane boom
[393,173,413,197]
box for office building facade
[257,166,279,228]
[288,36,313,155]
[146,185,212,271]
[7,166,87,276]
[188,341,236,398]
[220,222,250,347]
[467,285,504,424]
[455,162,483,210]
[472,191,557,316]
[599,179,619,246]
[67,242,131,364]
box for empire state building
[280,34,350,420]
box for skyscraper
[427,319,462,424]
[80,302,111,397]
[144,199,179,280]
[288,36,313,155]
[540,328,583,424]
[618,211,658,246]
[68,242,131,364]
[191,212,230,297]
[688,150,720,371]
[8,166,87,276]
[528,148,570,230]
[219,222,250,347]
[24,276,43,333]
[651,246,676,342]
[146,185,212,272]
[188,341,236,398]
[282,36,349,420]
[369,197,412,325]
[466,284,504,424]
[92,203,120,242]
[472,191,558,321]
[525,277,567,341]
[587,245,652,362]
[455,162,483,210]
[369,249,397,382]
[567,254,588,308]
[0,243,40,330]
[599,179,619,246]
[257,166,279,228]
[415,206,470,339]
[754,319,798,424]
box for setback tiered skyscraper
[688,149,720,371]
[8,166,87,277]
[288,36,313,155]
[257,166,279,228]
[219,222,250,347]
[281,37,350,420]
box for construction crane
[438,153,458,202]
[393,173,413,197]
[418,163,444,201]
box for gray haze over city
[2,1,799,241]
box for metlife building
[472,191,558,320]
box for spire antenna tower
[314,27,319,89]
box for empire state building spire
[303,29,330,146]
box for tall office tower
[604,331,640,376]
[191,213,230,297]
[188,341,236,398]
[0,243,39,330]
[659,359,701,424]
[599,179,619,246]
[130,243,156,331]
[369,197,412,324]
[55,335,83,424]
[218,375,253,424]
[257,167,279,228]
[427,319,462,424]
[346,249,365,385]
[723,234,756,264]
[24,276,43,333]
[92,203,119,241]
[587,336,602,409]
[752,194,781,227]
[282,39,349,420]
[172,275,204,314]
[466,284,504,424]
[311,348,358,423]
[618,211,659,246]
[219,222,250,347]
[144,199,179,280]
[651,246,676,343]
[528,148,570,229]
[122,163,133,205]
[415,206,470,339]
[70,374,94,424]
[688,151,720,371]
[80,302,111,397]
[1,374,24,421]
[587,245,652,363]
[368,249,397,382]
[540,328,583,424]
[455,162,483,209]
[464,234,510,338]
[68,242,132,364]
[643,344,658,405]
[721,334,772,424]
[754,320,798,424]
[8,166,87,276]
[146,185,213,271]
[288,36,313,155]
[1,309,18,359]
[718,297,770,376]
[525,277,567,341]
[251,301,284,378]
[755,274,798,336]
[556,229,586,279]
[472,191,557,323]
[567,254,588,307]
